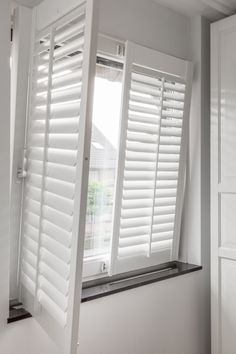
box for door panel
[221,194,236,247]
[211,14,236,354]
[221,259,236,354]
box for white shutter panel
[111,42,193,274]
[19,1,98,353]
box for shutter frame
[19,2,99,353]
[110,41,193,275]
[171,61,193,260]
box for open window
[10,1,193,352]
[82,41,193,278]
[83,49,124,278]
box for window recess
[16,11,192,353]
[82,41,193,280]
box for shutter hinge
[117,44,125,58]
[17,149,27,181]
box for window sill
[82,261,202,303]
[8,300,32,324]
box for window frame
[82,39,125,281]
[83,40,193,281]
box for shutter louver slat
[42,220,72,248]
[38,276,68,312]
[39,261,69,296]
[44,177,75,199]
[41,233,71,263]
[43,206,73,232]
[40,248,70,280]
[37,289,67,327]
[53,19,85,44]
[53,54,83,74]
[46,163,76,183]
[21,273,36,296]
[24,211,40,229]
[22,248,37,270]
[24,224,39,242]
[52,70,82,90]
[22,236,38,255]
[22,260,37,282]
[47,149,77,165]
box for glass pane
[84,59,123,258]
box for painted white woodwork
[0,0,10,326]
[211,13,236,354]
[111,41,193,274]
[18,1,99,353]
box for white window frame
[83,40,193,279]
[82,35,125,280]
[110,41,193,275]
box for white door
[211,14,236,354]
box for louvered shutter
[111,42,193,274]
[19,1,98,353]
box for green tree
[87,180,112,218]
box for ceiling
[152,0,236,21]
[13,0,43,7]
[12,0,236,21]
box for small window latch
[17,168,27,180]
[101,261,108,273]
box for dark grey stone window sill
[8,300,32,323]
[82,261,202,303]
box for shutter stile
[20,28,51,296]
[111,41,192,274]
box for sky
[92,77,122,150]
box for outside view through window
[84,59,123,258]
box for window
[14,2,192,351]
[83,57,123,278]
[82,42,193,278]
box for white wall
[181,15,211,354]
[0,0,10,327]
[98,0,191,60]
[79,272,206,354]
[79,9,210,354]
[2,1,210,354]
[0,318,59,354]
